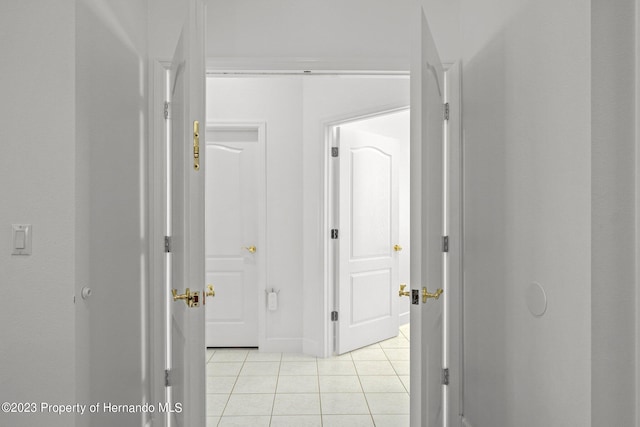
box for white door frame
[149,63,462,426]
[149,58,171,427]
[325,106,410,355]
[444,62,463,426]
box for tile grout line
[209,335,410,426]
[316,357,324,427]
[354,357,376,426]
[267,355,283,425]
[215,350,248,426]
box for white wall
[591,0,637,424]
[420,0,461,65]
[207,76,409,355]
[207,0,414,70]
[462,0,592,424]
[0,2,181,426]
[460,0,637,426]
[75,1,150,426]
[0,3,76,426]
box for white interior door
[409,7,445,427]
[205,124,264,347]
[337,126,400,354]
[167,1,205,426]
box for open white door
[166,1,206,426]
[337,127,400,354]
[409,7,446,427]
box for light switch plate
[12,224,31,255]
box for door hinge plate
[164,236,171,253]
[444,102,450,121]
[164,101,171,119]
[331,229,339,239]
[442,368,449,385]
[331,311,338,321]
[442,236,449,253]
[331,147,339,157]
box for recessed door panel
[350,269,393,325]
[205,271,245,321]
[206,145,243,257]
[350,147,392,259]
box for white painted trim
[636,2,640,425]
[445,61,464,427]
[149,58,170,427]
[324,106,410,357]
[206,57,409,74]
[260,338,303,354]
[204,122,267,350]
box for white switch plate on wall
[12,224,32,255]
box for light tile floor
[206,323,410,427]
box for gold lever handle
[173,288,191,301]
[242,245,257,254]
[398,283,411,297]
[422,287,443,303]
[394,244,403,252]
[206,284,215,297]
[203,284,215,305]
[172,288,200,307]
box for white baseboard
[260,338,302,354]
[302,338,322,357]
[399,311,410,326]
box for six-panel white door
[337,127,401,354]
[205,124,264,347]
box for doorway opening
[204,74,410,356]
[203,74,413,424]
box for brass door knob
[422,287,443,303]
[393,244,403,252]
[398,284,411,297]
[242,245,257,254]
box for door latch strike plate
[411,289,420,305]
[193,120,200,171]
